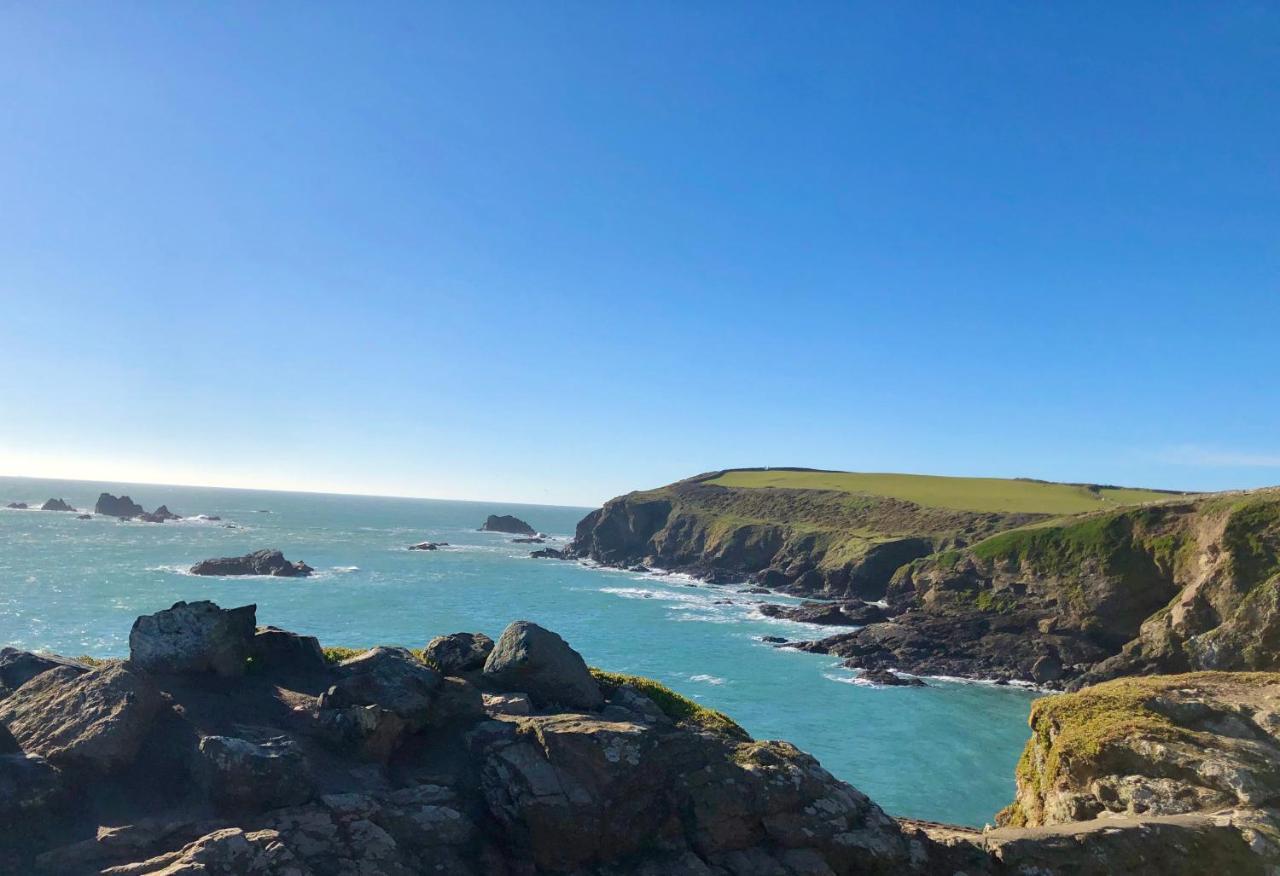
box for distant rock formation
[408,541,448,551]
[511,536,545,544]
[39,499,75,512]
[5,502,27,509]
[94,493,145,518]
[479,514,536,536]
[530,547,566,559]
[189,549,314,577]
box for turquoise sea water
[0,475,1035,827]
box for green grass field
[703,469,1185,515]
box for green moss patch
[590,668,750,740]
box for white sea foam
[689,673,726,685]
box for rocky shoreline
[0,602,1273,874]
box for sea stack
[39,499,75,512]
[189,549,314,577]
[94,493,146,518]
[479,514,536,536]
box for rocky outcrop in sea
[479,514,536,536]
[189,549,314,577]
[39,499,76,512]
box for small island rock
[190,549,314,578]
[39,499,75,512]
[94,493,145,518]
[479,514,536,536]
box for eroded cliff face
[567,475,1037,598]
[982,671,1280,874]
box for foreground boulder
[0,648,89,698]
[479,514,536,535]
[483,621,603,710]
[250,626,327,675]
[94,493,145,518]
[424,632,494,674]
[189,549,314,577]
[130,601,257,677]
[0,663,161,774]
[39,499,75,512]
[197,734,314,812]
[321,647,442,729]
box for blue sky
[1,3,1277,506]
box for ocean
[0,475,1036,827]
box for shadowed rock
[189,549,313,577]
[0,648,89,698]
[39,499,75,512]
[250,626,327,675]
[6,502,27,509]
[129,601,257,677]
[94,493,145,518]
[197,734,313,813]
[424,632,493,674]
[483,621,603,710]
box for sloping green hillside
[704,469,1186,515]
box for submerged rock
[860,669,926,687]
[94,493,145,518]
[479,514,536,535]
[483,621,603,710]
[129,601,257,677]
[39,499,75,512]
[511,536,545,544]
[75,513,91,520]
[408,541,447,551]
[189,549,314,577]
[530,547,566,559]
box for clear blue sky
[1,3,1277,506]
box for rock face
[39,499,75,512]
[483,621,604,710]
[94,493,145,518]
[0,648,90,698]
[424,632,494,674]
[480,514,537,535]
[758,599,891,626]
[189,549,314,577]
[978,672,1280,873]
[129,601,257,677]
[0,604,1272,874]
[0,663,162,774]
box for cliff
[0,603,1271,874]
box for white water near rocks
[0,475,1035,826]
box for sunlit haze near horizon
[3,4,1279,506]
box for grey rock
[423,632,494,674]
[251,626,327,675]
[39,498,75,512]
[0,648,89,697]
[94,493,145,518]
[479,514,536,535]
[0,662,161,773]
[321,647,442,727]
[483,621,603,710]
[129,600,257,677]
[197,734,314,812]
[5,502,27,509]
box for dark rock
[189,549,314,577]
[202,515,222,521]
[196,734,313,812]
[628,564,649,573]
[151,505,180,521]
[511,536,545,544]
[423,632,494,674]
[135,512,166,523]
[859,669,926,687]
[0,752,63,819]
[0,722,18,754]
[1031,652,1065,684]
[75,513,91,520]
[320,647,442,728]
[479,514,536,536]
[408,541,444,551]
[0,649,90,697]
[759,635,788,644]
[5,502,27,509]
[0,663,162,773]
[39,499,75,512]
[129,601,257,677]
[739,586,772,594]
[758,599,891,627]
[94,493,145,518]
[530,548,566,559]
[250,626,327,675]
[483,621,603,710]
